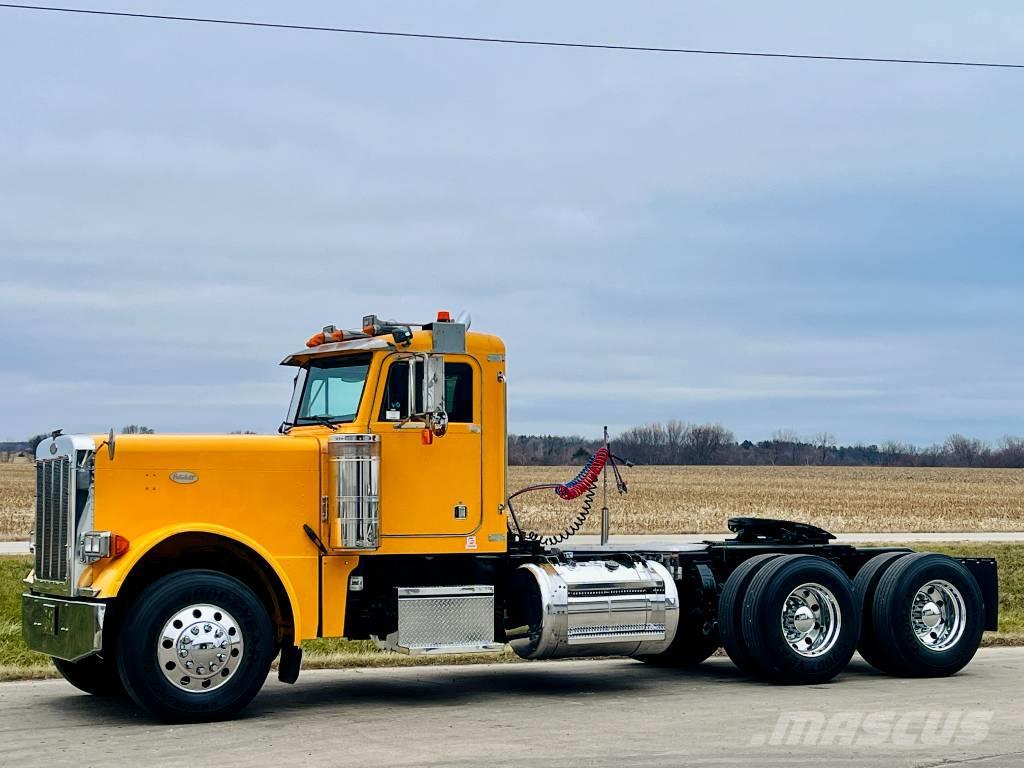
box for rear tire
[868,553,984,677]
[53,655,124,697]
[718,553,782,675]
[116,570,274,722]
[637,620,719,668]
[740,555,859,684]
[853,551,910,673]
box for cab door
[371,353,483,538]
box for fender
[87,522,303,642]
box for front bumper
[22,593,106,662]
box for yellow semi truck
[23,312,998,721]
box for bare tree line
[509,422,1024,468]
[4,423,1021,468]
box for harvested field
[0,464,1022,539]
[507,465,1024,535]
[0,465,33,541]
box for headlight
[79,531,130,563]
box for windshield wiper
[296,416,340,431]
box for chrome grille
[35,456,71,582]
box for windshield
[293,354,371,425]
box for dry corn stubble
[506,465,1024,535]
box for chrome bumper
[22,593,105,662]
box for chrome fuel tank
[505,557,679,659]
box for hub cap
[781,583,842,658]
[911,580,966,651]
[157,604,244,693]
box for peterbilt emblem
[48,442,57,455]
[169,471,198,484]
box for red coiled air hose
[555,446,609,500]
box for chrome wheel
[156,604,244,693]
[911,579,966,652]
[781,582,842,658]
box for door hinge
[321,496,329,522]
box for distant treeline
[8,424,1023,469]
[509,422,1024,468]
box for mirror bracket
[401,353,448,438]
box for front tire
[116,570,274,722]
[53,654,124,697]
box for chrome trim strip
[397,589,493,602]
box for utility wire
[1,3,1023,70]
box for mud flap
[278,645,303,684]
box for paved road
[3,531,1023,557]
[2,649,1022,767]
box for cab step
[373,585,504,656]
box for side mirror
[405,354,448,437]
[422,355,448,437]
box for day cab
[24,312,510,718]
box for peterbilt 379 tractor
[23,312,998,721]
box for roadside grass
[926,543,1024,647]
[2,543,1021,680]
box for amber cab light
[306,326,345,347]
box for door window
[379,360,474,423]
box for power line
[1,3,1023,71]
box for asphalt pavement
[2,649,1022,767]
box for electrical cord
[507,446,629,546]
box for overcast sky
[1,1,1023,445]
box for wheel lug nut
[185,660,194,669]
[217,653,226,662]
[182,636,191,645]
[203,624,212,632]
[179,650,188,658]
[196,666,205,674]
[210,663,218,672]
[190,627,200,635]
[214,630,223,638]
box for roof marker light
[436,310,451,322]
[306,325,345,347]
